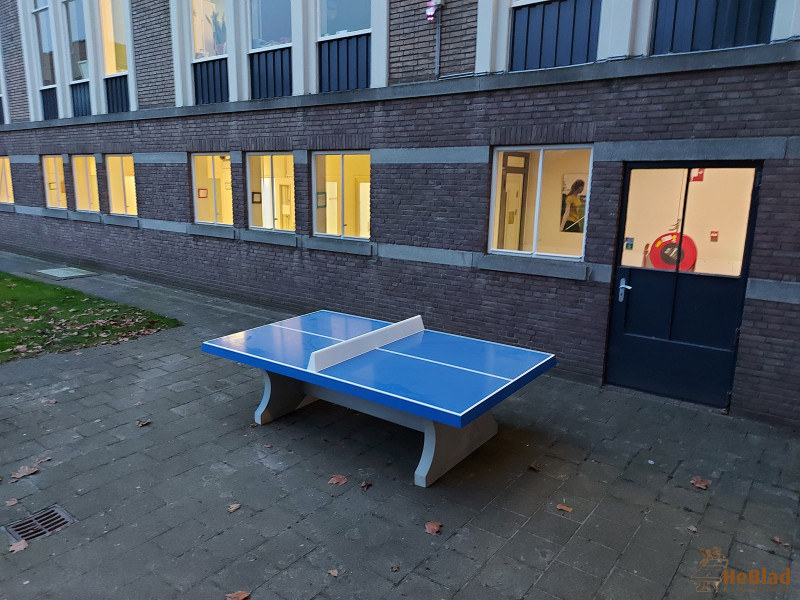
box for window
[193,0,227,59]
[64,0,91,116]
[43,156,67,209]
[106,155,137,215]
[0,158,14,204]
[249,0,292,99]
[100,0,131,113]
[248,154,295,230]
[193,154,233,225]
[33,1,58,119]
[72,155,99,211]
[490,147,592,258]
[509,0,601,72]
[651,0,774,55]
[318,0,371,92]
[314,153,370,238]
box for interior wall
[536,149,591,256]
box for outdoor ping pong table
[202,310,556,486]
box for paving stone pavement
[0,250,798,600]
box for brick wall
[0,0,30,122]
[439,0,477,77]
[136,163,191,222]
[131,0,175,109]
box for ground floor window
[43,156,67,209]
[72,155,100,212]
[106,155,137,215]
[193,154,233,225]
[247,154,295,231]
[313,152,370,238]
[490,147,592,258]
[0,157,13,204]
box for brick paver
[0,250,797,600]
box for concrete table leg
[254,372,317,425]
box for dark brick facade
[438,0,478,77]
[131,0,175,109]
[0,0,30,122]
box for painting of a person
[560,179,585,233]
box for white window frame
[311,151,371,240]
[0,31,9,124]
[92,0,138,113]
[246,152,295,232]
[71,154,100,212]
[247,0,293,52]
[191,153,233,226]
[60,0,98,116]
[488,145,593,261]
[42,154,68,209]
[106,154,137,215]
[22,0,67,120]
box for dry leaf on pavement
[360,481,372,491]
[328,474,347,485]
[424,521,442,535]
[391,566,400,572]
[9,540,28,553]
[248,423,258,428]
[34,457,51,465]
[327,569,338,577]
[529,463,540,472]
[5,499,18,507]
[690,476,711,490]
[10,465,38,480]
[135,419,151,427]
[40,398,57,404]
[225,592,250,600]
[228,503,241,514]
[556,504,573,513]
[687,525,698,533]
[772,536,790,547]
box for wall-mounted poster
[252,192,262,204]
[560,173,588,233]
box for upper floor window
[248,154,295,231]
[490,147,592,258]
[100,0,131,113]
[107,155,137,215]
[72,155,99,212]
[651,0,775,55]
[313,152,370,239]
[318,0,371,92]
[64,0,91,117]
[249,0,292,99]
[509,0,601,72]
[0,158,14,204]
[193,154,233,225]
[43,155,67,209]
[32,1,59,119]
[193,0,227,59]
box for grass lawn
[0,272,181,363]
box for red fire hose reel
[649,232,697,271]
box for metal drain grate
[2,505,74,542]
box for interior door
[606,165,758,407]
[497,153,529,251]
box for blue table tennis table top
[202,310,556,428]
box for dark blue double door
[606,165,759,408]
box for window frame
[42,155,68,209]
[191,152,234,226]
[311,151,371,240]
[317,0,372,41]
[245,152,296,232]
[488,144,593,260]
[105,154,137,215]
[71,154,100,212]
[248,0,292,52]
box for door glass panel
[682,168,754,276]
[621,169,686,269]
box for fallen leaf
[360,481,372,491]
[228,503,241,514]
[34,457,51,465]
[424,521,442,535]
[263,444,273,449]
[75,351,82,355]
[10,465,38,480]
[225,592,250,600]
[529,463,541,472]
[771,536,790,547]
[248,423,258,428]
[135,419,151,427]
[328,474,347,485]
[134,401,143,406]
[5,499,18,506]
[688,525,698,533]
[13,345,27,352]
[9,540,28,553]
[40,399,57,404]
[690,476,712,490]
[391,566,400,572]
[556,504,573,513]
[327,569,338,577]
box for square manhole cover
[2,504,74,542]
[36,267,97,280]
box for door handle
[618,277,632,302]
